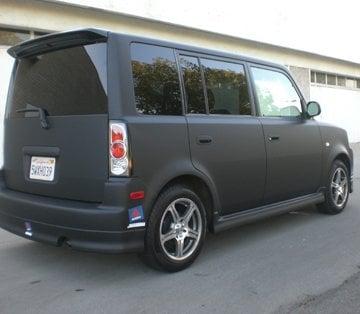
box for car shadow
[1,204,326,283]
[201,205,323,260]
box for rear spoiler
[7,28,108,59]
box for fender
[142,158,221,220]
[318,121,353,191]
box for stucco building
[1,0,359,156]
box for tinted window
[310,71,315,83]
[251,67,302,118]
[337,76,346,87]
[8,43,107,117]
[0,28,30,46]
[327,74,336,85]
[131,44,182,115]
[316,72,326,84]
[201,59,251,115]
[179,56,206,114]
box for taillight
[111,142,126,159]
[109,122,130,176]
[111,127,124,142]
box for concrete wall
[289,66,310,101]
[311,85,360,143]
[0,46,13,166]
[0,0,359,144]
[1,0,360,77]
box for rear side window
[131,43,182,115]
[179,55,206,114]
[8,43,107,117]
[201,59,251,115]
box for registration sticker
[127,206,145,229]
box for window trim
[248,63,306,120]
[176,49,256,117]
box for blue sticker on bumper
[128,206,145,228]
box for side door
[249,65,322,204]
[178,53,266,214]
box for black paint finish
[0,29,353,254]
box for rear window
[7,43,107,118]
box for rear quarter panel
[123,115,221,218]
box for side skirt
[213,192,324,233]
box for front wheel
[317,160,350,215]
[143,185,207,272]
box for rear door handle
[197,135,213,145]
[268,135,280,141]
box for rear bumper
[0,177,145,253]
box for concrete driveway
[0,144,359,314]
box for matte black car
[0,29,353,271]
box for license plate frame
[29,156,56,182]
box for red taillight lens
[112,128,124,142]
[111,142,126,159]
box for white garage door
[310,85,360,143]
[0,47,14,167]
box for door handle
[268,135,280,141]
[197,135,213,145]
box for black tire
[143,184,207,272]
[317,160,350,215]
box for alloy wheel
[159,198,202,261]
[331,167,349,208]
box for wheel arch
[322,144,353,192]
[334,153,351,174]
[145,172,220,232]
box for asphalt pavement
[0,144,359,314]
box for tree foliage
[132,57,181,115]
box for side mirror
[306,101,321,118]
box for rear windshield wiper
[17,105,50,129]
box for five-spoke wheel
[318,160,350,215]
[159,198,202,261]
[330,167,349,208]
[144,185,206,272]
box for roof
[7,27,288,72]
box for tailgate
[4,30,109,202]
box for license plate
[29,156,56,181]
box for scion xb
[0,29,353,271]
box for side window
[251,67,302,117]
[179,55,206,114]
[131,43,182,115]
[201,59,251,115]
